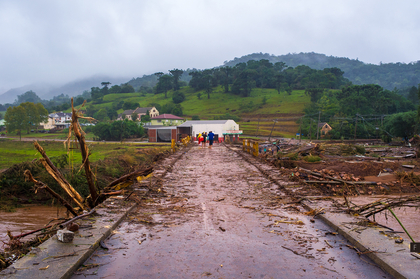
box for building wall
[148,129,157,142]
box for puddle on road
[0,205,66,249]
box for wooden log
[33,141,85,210]
[106,167,153,189]
[24,170,78,217]
[59,209,96,229]
[299,167,356,185]
[71,98,98,203]
[39,159,85,210]
[305,180,377,185]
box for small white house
[49,112,72,123]
[177,120,242,142]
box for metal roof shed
[177,120,241,141]
[148,126,177,142]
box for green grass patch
[303,155,322,162]
[0,138,170,170]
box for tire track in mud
[72,144,394,279]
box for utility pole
[309,119,312,140]
[316,111,321,140]
[299,117,302,142]
[268,120,277,142]
[255,117,260,136]
[354,114,358,140]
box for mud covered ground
[72,144,394,278]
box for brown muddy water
[345,195,420,242]
[0,205,67,250]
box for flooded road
[72,145,393,278]
[0,205,66,249]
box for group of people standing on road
[198,131,215,148]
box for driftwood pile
[347,195,420,218]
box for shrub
[303,155,321,162]
[355,145,366,154]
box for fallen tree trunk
[24,170,78,217]
[33,141,85,210]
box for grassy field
[0,138,170,170]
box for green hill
[86,86,310,138]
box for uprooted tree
[24,98,153,216]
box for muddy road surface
[72,145,393,279]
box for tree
[122,100,138,110]
[74,96,85,106]
[120,83,135,93]
[15,90,42,105]
[20,102,48,133]
[4,105,29,140]
[169,69,184,90]
[408,85,419,105]
[141,113,151,122]
[131,112,139,121]
[107,110,118,120]
[220,66,233,93]
[172,91,185,104]
[93,109,109,121]
[305,88,324,103]
[109,85,122,94]
[92,120,145,141]
[101,81,111,88]
[90,87,103,101]
[156,74,173,98]
[384,111,418,138]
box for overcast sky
[0,0,419,92]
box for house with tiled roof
[117,107,159,121]
[318,122,332,136]
[150,114,185,126]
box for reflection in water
[0,205,67,250]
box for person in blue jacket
[207,131,215,149]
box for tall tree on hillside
[220,66,233,92]
[169,69,184,90]
[101,81,111,88]
[408,85,419,105]
[120,83,135,93]
[14,90,42,105]
[156,74,173,98]
[4,105,29,140]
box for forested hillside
[223,52,420,90]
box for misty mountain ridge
[0,75,129,105]
[2,52,420,105]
